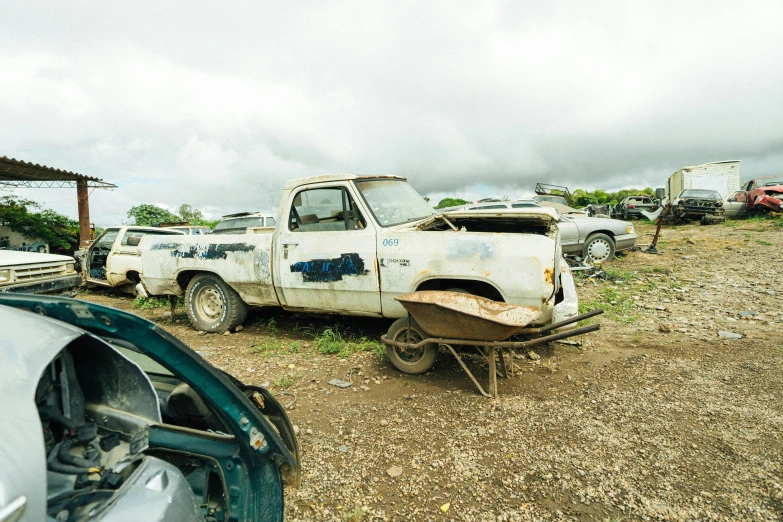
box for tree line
[1,196,217,250]
[433,187,656,209]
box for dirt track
[79,218,783,521]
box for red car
[739,176,783,213]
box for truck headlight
[67,263,76,273]
[626,225,635,234]
[0,269,10,282]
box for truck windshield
[354,180,434,226]
[212,217,267,234]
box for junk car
[0,251,81,294]
[671,189,725,221]
[445,200,636,263]
[74,226,184,294]
[0,293,299,522]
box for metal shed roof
[0,156,116,189]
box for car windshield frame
[761,180,783,187]
[353,179,434,227]
[680,189,721,199]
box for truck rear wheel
[385,317,438,374]
[186,273,247,333]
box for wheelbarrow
[380,291,603,397]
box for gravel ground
[78,218,783,521]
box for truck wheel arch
[185,273,248,333]
[415,278,504,302]
[176,269,221,292]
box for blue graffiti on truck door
[290,253,369,283]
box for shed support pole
[76,180,91,247]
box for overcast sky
[2,1,783,225]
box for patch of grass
[314,327,343,354]
[250,338,285,355]
[132,296,183,310]
[724,220,739,227]
[313,326,386,359]
[640,266,669,274]
[756,240,773,246]
[273,375,293,389]
[265,317,278,334]
[584,284,642,323]
[604,268,636,281]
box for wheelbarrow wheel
[386,317,438,375]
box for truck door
[84,228,121,284]
[275,184,381,315]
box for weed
[724,220,739,227]
[756,240,773,246]
[604,268,636,281]
[132,296,182,311]
[314,327,343,354]
[266,317,279,334]
[288,341,301,353]
[250,339,284,355]
[273,375,293,389]
[312,326,386,359]
[342,505,365,522]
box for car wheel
[582,233,616,263]
[385,317,438,375]
[186,273,247,333]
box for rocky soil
[78,218,783,521]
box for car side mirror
[727,198,735,202]
[127,236,142,246]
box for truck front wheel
[186,273,248,333]
[385,317,438,374]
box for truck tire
[385,317,438,375]
[582,233,615,263]
[186,273,247,333]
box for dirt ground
[77,218,783,521]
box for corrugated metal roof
[0,156,116,188]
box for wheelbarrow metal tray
[394,291,542,341]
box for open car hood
[414,208,559,230]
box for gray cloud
[1,1,782,224]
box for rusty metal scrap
[394,291,542,341]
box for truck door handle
[283,242,299,247]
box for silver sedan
[443,200,637,263]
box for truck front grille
[14,263,70,281]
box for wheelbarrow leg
[487,348,498,398]
[443,344,494,398]
[497,348,508,379]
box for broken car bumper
[552,263,579,331]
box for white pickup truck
[138,174,580,360]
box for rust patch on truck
[290,253,369,283]
[544,267,554,285]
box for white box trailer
[666,160,741,200]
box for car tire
[582,233,616,263]
[186,273,247,333]
[385,317,438,375]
